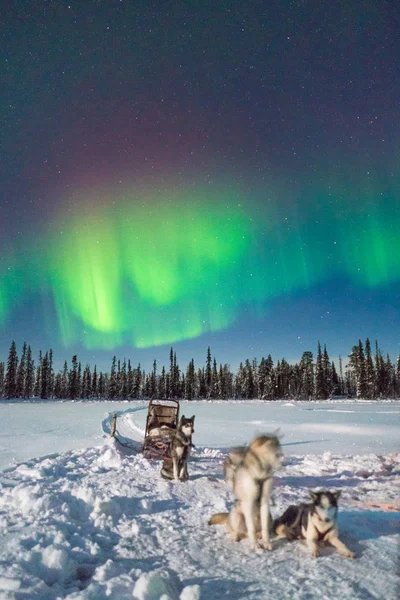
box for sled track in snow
[102,407,147,450]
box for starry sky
[1,0,399,371]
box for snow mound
[133,568,200,600]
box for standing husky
[274,490,355,558]
[160,415,195,482]
[209,434,281,551]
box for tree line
[0,339,399,401]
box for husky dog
[223,446,247,489]
[209,434,281,551]
[274,490,355,558]
[160,415,195,482]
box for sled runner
[142,399,180,460]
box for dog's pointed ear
[333,490,341,500]
[309,490,318,502]
[181,415,185,420]
[191,415,195,422]
[273,428,283,440]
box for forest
[1,339,399,401]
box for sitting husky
[274,490,355,558]
[160,415,195,482]
[209,434,281,551]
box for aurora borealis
[1,1,399,368]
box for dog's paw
[312,548,320,558]
[342,550,356,559]
[249,541,260,552]
[259,540,272,551]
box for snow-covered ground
[0,400,399,599]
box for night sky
[1,0,399,371]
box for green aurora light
[0,180,399,349]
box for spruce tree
[172,352,180,398]
[243,359,255,399]
[364,339,375,399]
[0,362,4,398]
[61,360,68,398]
[41,352,49,398]
[185,359,195,400]
[290,364,302,399]
[133,363,141,398]
[82,365,92,398]
[300,351,314,400]
[24,346,35,398]
[48,349,54,398]
[348,341,367,399]
[98,372,105,398]
[158,366,166,399]
[385,354,394,398]
[396,356,400,398]
[127,360,134,398]
[116,360,121,399]
[144,372,151,398]
[77,362,82,398]
[120,359,128,399]
[53,373,62,398]
[68,355,79,400]
[169,347,174,398]
[198,367,206,398]
[211,357,219,398]
[279,358,291,398]
[374,340,383,397]
[165,372,171,399]
[205,346,212,397]
[331,361,340,396]
[322,345,332,397]
[92,365,98,398]
[150,359,157,399]
[235,362,245,398]
[257,357,267,399]
[339,356,344,396]
[16,341,27,398]
[34,351,42,397]
[108,356,117,399]
[264,355,275,400]
[5,341,18,399]
[315,342,327,399]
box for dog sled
[142,399,180,460]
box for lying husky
[160,415,195,482]
[274,490,355,558]
[209,434,281,551]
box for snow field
[0,401,399,599]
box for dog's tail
[208,512,229,526]
[160,467,173,480]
